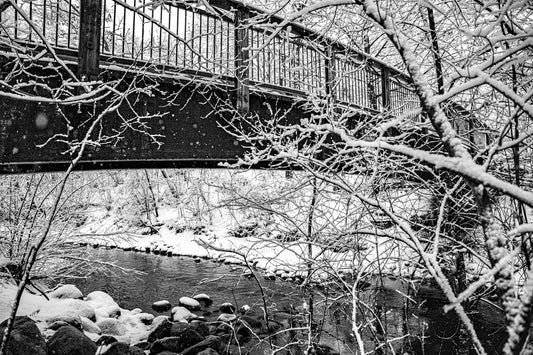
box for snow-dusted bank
[73,222,417,284]
[0,283,315,355]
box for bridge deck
[0,0,419,173]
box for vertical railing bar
[55,0,59,46]
[112,0,117,55]
[149,6,154,60]
[190,11,195,69]
[121,1,126,56]
[349,61,354,103]
[206,15,209,72]
[212,18,216,73]
[226,20,229,75]
[260,31,265,83]
[29,0,34,42]
[183,8,187,68]
[14,1,18,39]
[140,2,145,60]
[198,13,204,70]
[175,7,180,66]
[267,35,271,84]
[272,38,276,84]
[278,33,283,86]
[167,4,171,65]
[219,19,223,74]
[282,34,287,87]
[42,0,47,39]
[158,5,162,62]
[132,0,136,58]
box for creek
[69,247,505,354]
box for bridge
[0,0,419,173]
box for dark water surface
[70,248,506,354]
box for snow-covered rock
[48,284,83,300]
[35,299,95,325]
[85,291,121,319]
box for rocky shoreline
[75,240,333,287]
[0,283,339,355]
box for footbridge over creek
[0,0,419,173]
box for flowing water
[70,248,506,354]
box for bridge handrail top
[208,0,411,82]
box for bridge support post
[234,7,250,114]
[78,0,102,81]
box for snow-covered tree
[222,0,533,353]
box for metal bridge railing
[0,0,419,115]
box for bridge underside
[0,69,317,174]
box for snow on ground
[0,283,47,321]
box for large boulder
[147,317,172,343]
[150,329,204,354]
[47,325,97,355]
[179,297,201,311]
[0,316,47,355]
[181,335,223,355]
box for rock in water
[47,325,96,355]
[218,302,236,314]
[0,316,47,355]
[179,297,201,311]
[152,300,172,313]
[48,284,83,299]
[192,294,213,307]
